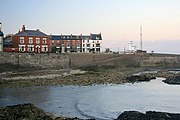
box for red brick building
[50,34,82,53]
[3,25,102,53]
[4,25,51,53]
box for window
[36,38,40,44]
[97,40,99,43]
[93,41,94,43]
[83,40,85,43]
[87,40,89,43]
[77,44,80,48]
[42,45,48,52]
[20,37,24,44]
[93,44,94,47]
[51,40,54,46]
[28,45,34,52]
[29,37,33,44]
[83,44,85,47]
[19,45,26,52]
[96,48,100,52]
[86,44,90,47]
[67,43,70,48]
[43,38,47,44]
[96,44,100,47]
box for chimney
[22,25,25,32]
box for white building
[0,23,4,52]
[82,33,102,53]
[126,41,137,54]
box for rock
[116,111,144,120]
[0,103,82,120]
[163,76,180,85]
[116,111,180,120]
[126,74,156,83]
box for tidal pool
[0,77,180,120]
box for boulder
[116,111,180,120]
[163,76,180,85]
[126,74,156,83]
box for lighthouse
[0,23,4,52]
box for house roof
[91,34,102,40]
[3,36,12,45]
[50,35,61,40]
[50,35,82,40]
[0,31,4,36]
[50,33,102,41]
[15,30,47,37]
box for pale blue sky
[0,0,180,54]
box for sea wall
[0,52,180,69]
[0,52,69,69]
[141,54,180,68]
[0,52,119,69]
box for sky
[0,0,180,54]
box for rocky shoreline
[0,63,145,88]
[0,63,180,88]
[1,63,180,119]
[1,103,180,120]
[116,111,180,120]
[163,76,180,85]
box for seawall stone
[0,52,180,69]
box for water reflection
[0,78,180,119]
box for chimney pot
[22,25,25,32]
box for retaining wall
[0,52,180,69]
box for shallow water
[0,77,180,119]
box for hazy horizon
[0,0,180,54]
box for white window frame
[77,44,80,48]
[42,38,47,44]
[36,38,40,44]
[42,45,48,52]
[29,37,33,44]
[19,45,26,52]
[20,37,24,44]
[27,45,34,52]
[67,43,70,48]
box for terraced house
[4,25,51,53]
[50,33,102,53]
[3,25,102,53]
[50,34,82,53]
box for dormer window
[96,36,100,40]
